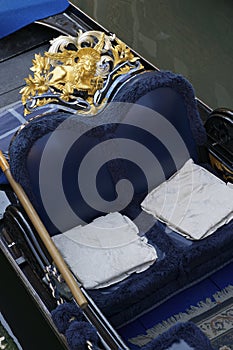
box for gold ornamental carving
[20,30,144,115]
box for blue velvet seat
[9,70,233,327]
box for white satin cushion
[53,212,157,289]
[141,159,233,240]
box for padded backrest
[9,71,207,236]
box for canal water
[73,0,233,110]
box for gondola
[0,1,233,350]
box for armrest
[204,108,233,182]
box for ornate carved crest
[20,30,144,115]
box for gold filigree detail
[209,153,233,182]
[112,38,138,67]
[20,31,144,115]
[112,62,144,80]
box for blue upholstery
[9,70,233,327]
[23,123,118,235]
[0,0,69,39]
[9,70,205,234]
[110,86,199,194]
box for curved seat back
[9,71,206,235]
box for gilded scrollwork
[20,30,144,115]
[209,153,233,182]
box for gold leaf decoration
[21,30,144,115]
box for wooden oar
[0,150,128,349]
[0,150,88,308]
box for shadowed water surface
[72,0,233,110]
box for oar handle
[0,151,9,172]
[0,151,88,309]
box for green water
[72,0,233,110]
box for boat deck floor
[0,23,58,109]
[118,261,233,349]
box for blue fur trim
[65,321,99,350]
[114,70,206,146]
[9,112,68,201]
[141,322,214,350]
[51,301,84,334]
